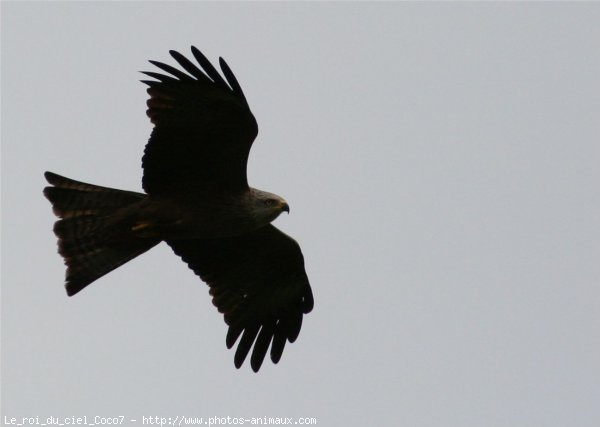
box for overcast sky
[2,2,600,426]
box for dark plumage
[43,46,313,372]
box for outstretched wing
[167,225,314,372]
[141,46,258,195]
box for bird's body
[43,47,313,372]
[112,187,288,240]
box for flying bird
[43,46,314,372]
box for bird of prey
[43,46,314,372]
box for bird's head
[249,188,289,225]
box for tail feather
[53,215,105,240]
[43,172,160,296]
[44,171,145,216]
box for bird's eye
[265,199,276,207]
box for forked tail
[43,172,160,296]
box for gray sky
[2,2,600,426]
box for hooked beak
[281,202,290,214]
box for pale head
[248,188,289,226]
